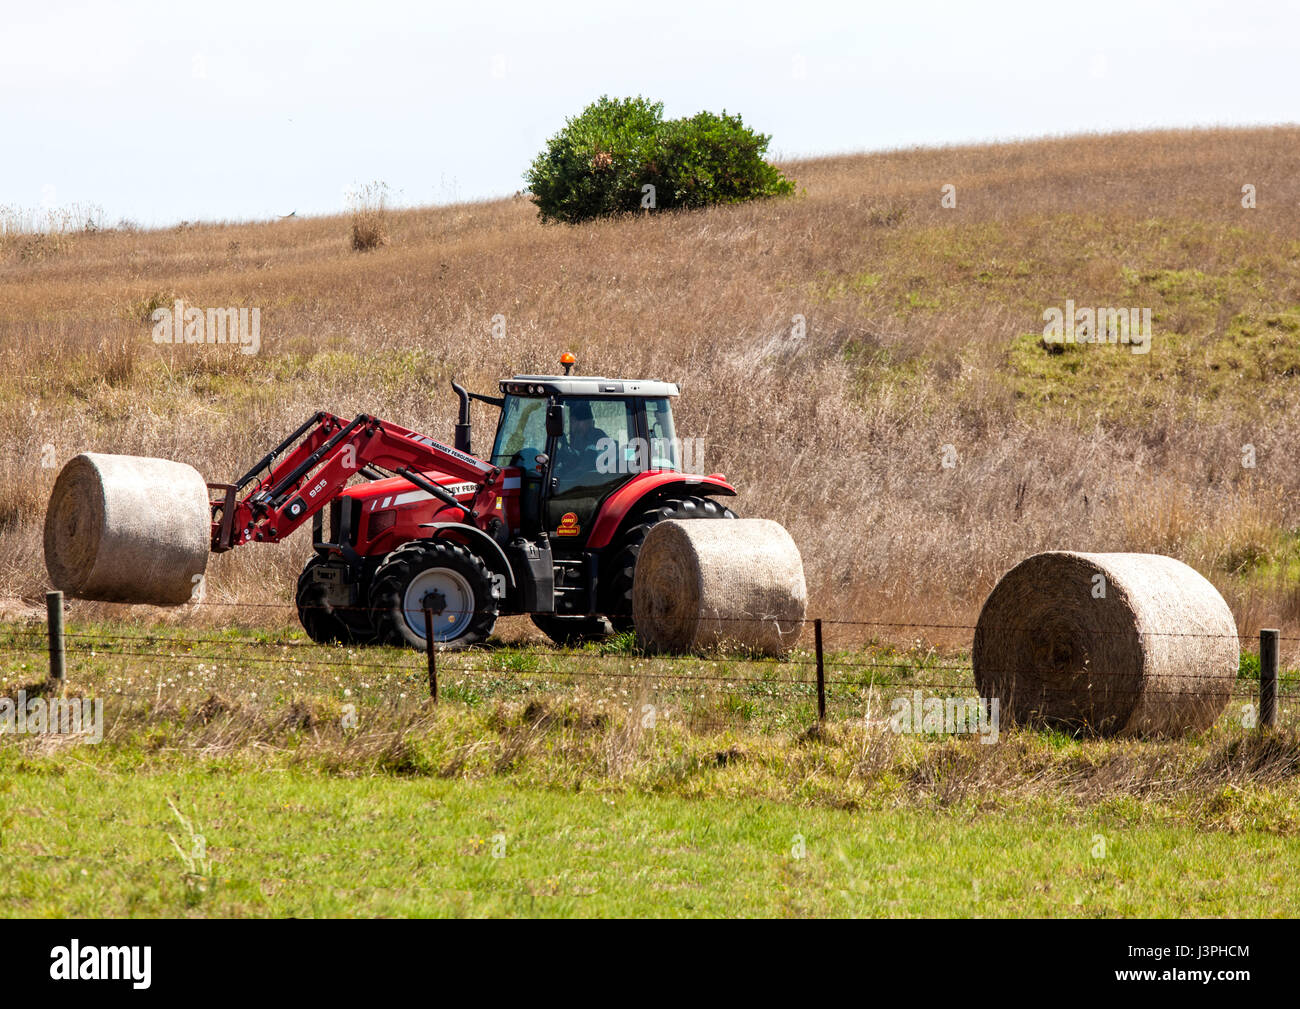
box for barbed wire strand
[0,634,1285,685]
[25,596,1266,642]
[0,640,1291,701]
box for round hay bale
[43,453,211,605]
[632,518,806,656]
[973,551,1238,737]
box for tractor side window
[645,397,680,472]
[490,395,547,469]
[552,397,636,493]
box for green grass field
[3,618,1298,917]
[5,767,1298,917]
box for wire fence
[1,595,1295,737]
[165,597,1300,642]
[0,641,1273,699]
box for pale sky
[4,0,1295,226]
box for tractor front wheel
[369,540,498,651]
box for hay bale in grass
[973,551,1238,737]
[632,518,806,656]
[43,453,211,605]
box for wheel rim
[402,567,474,642]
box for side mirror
[545,403,565,438]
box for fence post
[1259,628,1278,731]
[424,607,437,703]
[814,618,825,722]
[46,590,65,682]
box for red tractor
[208,356,737,649]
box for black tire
[369,539,498,651]
[531,614,614,647]
[603,496,737,631]
[296,556,377,645]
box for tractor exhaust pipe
[451,381,472,455]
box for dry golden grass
[3,126,1300,650]
[348,181,390,251]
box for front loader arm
[211,413,499,551]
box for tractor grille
[328,499,362,545]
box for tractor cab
[485,367,683,549]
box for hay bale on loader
[632,518,806,656]
[44,453,211,605]
[973,551,1238,737]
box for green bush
[525,96,795,224]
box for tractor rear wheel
[530,614,614,647]
[603,495,738,631]
[296,556,377,645]
[369,540,498,651]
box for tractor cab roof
[500,375,680,398]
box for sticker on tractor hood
[404,433,492,472]
[370,483,478,509]
[556,512,581,536]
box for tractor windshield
[490,395,547,470]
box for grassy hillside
[3,126,1300,647]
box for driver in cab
[553,399,604,485]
